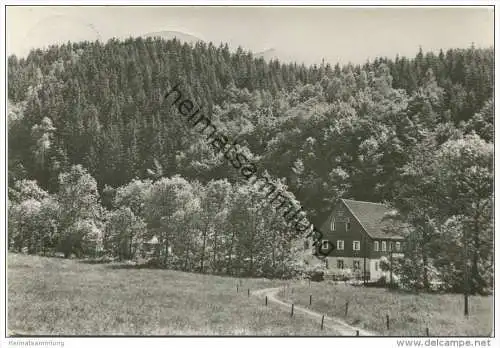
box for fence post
[291,304,294,317]
[265,296,268,306]
[309,278,311,287]
[345,301,349,317]
[386,314,390,330]
[356,330,359,336]
[248,289,250,297]
[236,285,239,293]
[321,315,325,330]
[426,327,430,336]
[310,295,312,306]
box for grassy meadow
[8,253,331,335]
[278,281,493,336]
[8,253,493,336]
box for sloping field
[7,253,333,335]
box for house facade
[317,199,404,281]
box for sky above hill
[7,6,494,65]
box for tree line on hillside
[9,165,307,278]
[7,38,493,294]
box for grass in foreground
[277,281,493,336]
[9,253,332,335]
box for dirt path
[252,287,377,336]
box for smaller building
[318,199,405,281]
[140,230,172,259]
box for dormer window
[330,217,335,231]
[345,217,351,232]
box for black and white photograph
[1,1,497,345]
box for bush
[329,268,354,281]
[377,275,388,286]
[309,270,324,282]
[306,262,328,282]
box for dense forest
[7,37,493,293]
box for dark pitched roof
[341,199,404,239]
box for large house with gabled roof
[317,198,405,281]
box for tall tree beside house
[394,132,493,297]
[432,134,493,297]
[393,134,445,291]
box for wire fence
[235,280,436,336]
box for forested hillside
[7,38,493,292]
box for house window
[395,242,401,252]
[388,241,393,251]
[353,240,361,251]
[321,240,330,250]
[330,217,335,231]
[353,260,360,270]
[337,240,344,250]
[337,260,344,269]
[345,217,351,232]
[374,241,379,251]
[381,241,387,251]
